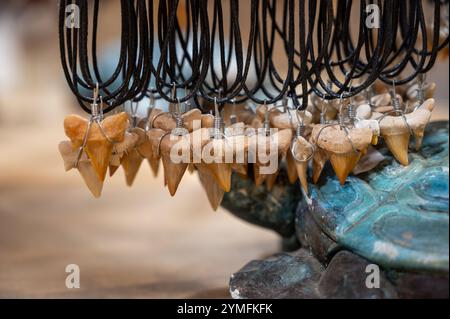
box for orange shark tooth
[312,148,328,184]
[328,151,362,185]
[159,133,190,196]
[291,136,314,194]
[136,133,160,177]
[311,125,373,184]
[121,149,143,186]
[248,129,291,186]
[64,112,128,182]
[265,166,280,191]
[295,161,309,194]
[285,151,298,184]
[58,141,103,198]
[201,114,215,128]
[383,133,410,166]
[152,109,202,133]
[379,98,434,163]
[196,163,225,211]
[146,128,167,177]
[121,128,146,186]
[201,138,233,192]
[109,131,139,177]
[253,164,267,187]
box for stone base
[230,249,449,299]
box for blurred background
[0,0,448,298]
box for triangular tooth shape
[253,164,266,187]
[205,163,232,192]
[383,133,410,166]
[109,164,120,177]
[265,171,279,191]
[414,131,425,152]
[161,156,188,196]
[58,141,77,172]
[58,141,103,198]
[328,152,361,185]
[285,151,299,184]
[147,157,160,177]
[295,162,309,195]
[159,134,190,196]
[85,140,112,182]
[77,160,104,198]
[312,148,328,184]
[197,164,225,211]
[64,113,129,182]
[121,149,144,186]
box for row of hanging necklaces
[58,0,448,210]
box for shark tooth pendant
[201,137,234,192]
[379,98,435,163]
[291,136,314,194]
[285,150,299,184]
[121,128,147,186]
[328,152,362,185]
[121,149,143,186]
[58,141,103,198]
[109,131,139,177]
[311,125,373,185]
[146,128,167,177]
[265,160,280,191]
[249,128,292,187]
[312,147,329,184]
[64,112,129,182]
[159,133,190,196]
[196,163,225,211]
[153,109,202,133]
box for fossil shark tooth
[379,98,435,162]
[152,109,202,133]
[383,132,410,166]
[201,138,235,192]
[265,172,279,191]
[109,131,139,177]
[312,148,328,184]
[121,149,143,186]
[64,112,129,182]
[285,150,299,184]
[253,164,267,187]
[146,128,167,177]
[248,129,292,186]
[196,164,225,211]
[328,152,362,185]
[159,132,191,196]
[119,128,147,186]
[58,141,103,198]
[201,114,215,128]
[255,104,313,130]
[291,136,314,194]
[311,125,373,185]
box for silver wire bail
[338,92,346,127]
[91,83,100,119]
[416,73,426,105]
[263,100,271,137]
[390,79,402,115]
[213,97,223,139]
[229,99,237,125]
